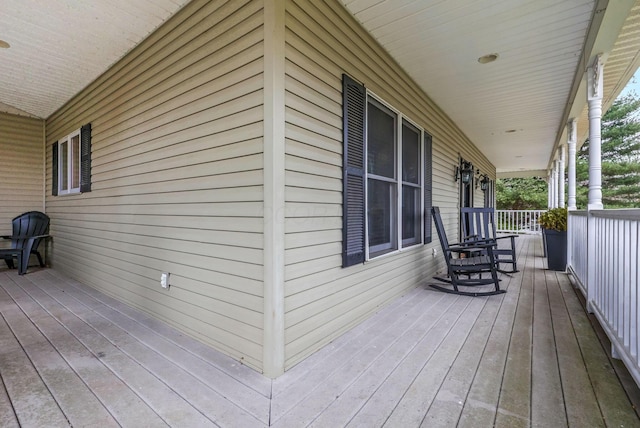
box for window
[365,97,424,258]
[342,74,432,267]
[401,120,422,247]
[52,123,92,196]
[367,98,398,256]
[58,130,81,194]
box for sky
[619,68,640,99]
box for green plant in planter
[538,207,567,232]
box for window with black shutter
[53,123,92,195]
[342,73,434,265]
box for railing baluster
[569,209,640,388]
[496,209,545,235]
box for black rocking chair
[0,211,50,275]
[430,207,505,297]
[460,207,518,273]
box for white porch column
[567,119,577,210]
[586,55,605,313]
[548,172,552,208]
[552,162,558,208]
[587,55,604,210]
[558,146,566,208]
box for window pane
[402,185,421,246]
[402,122,420,184]
[71,134,80,189]
[367,101,396,178]
[60,141,69,191]
[368,179,397,254]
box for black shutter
[342,74,366,267]
[52,143,59,196]
[80,123,92,193]
[424,133,433,243]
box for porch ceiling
[339,0,640,176]
[0,1,639,176]
[0,0,190,119]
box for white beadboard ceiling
[339,0,640,175]
[1,0,639,175]
[0,0,190,120]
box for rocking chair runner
[430,207,505,296]
[460,207,519,273]
[0,211,50,275]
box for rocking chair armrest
[1,234,50,240]
[495,234,518,240]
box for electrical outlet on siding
[432,248,437,257]
[160,272,170,289]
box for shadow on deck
[0,234,638,427]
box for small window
[52,123,92,196]
[57,130,81,195]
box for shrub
[538,207,568,231]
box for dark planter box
[543,229,567,271]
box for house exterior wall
[44,0,267,371]
[282,0,495,369]
[0,112,44,235]
[36,0,496,376]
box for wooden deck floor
[1,235,639,427]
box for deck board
[493,235,534,428]
[1,234,639,427]
[0,301,70,428]
[530,268,567,427]
[548,270,603,427]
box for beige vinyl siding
[0,113,44,235]
[44,0,266,371]
[283,0,496,368]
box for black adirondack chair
[430,207,505,296]
[0,211,50,275]
[460,207,518,273]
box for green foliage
[577,94,640,208]
[497,94,640,210]
[496,177,548,210]
[538,207,568,232]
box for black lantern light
[480,174,490,191]
[455,161,474,184]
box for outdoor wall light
[480,174,490,191]
[455,161,474,184]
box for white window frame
[57,129,81,195]
[365,92,424,260]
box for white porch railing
[496,210,544,234]
[568,209,640,387]
[567,210,588,296]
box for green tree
[496,177,548,209]
[577,94,640,208]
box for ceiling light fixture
[0,40,10,49]
[478,53,498,64]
